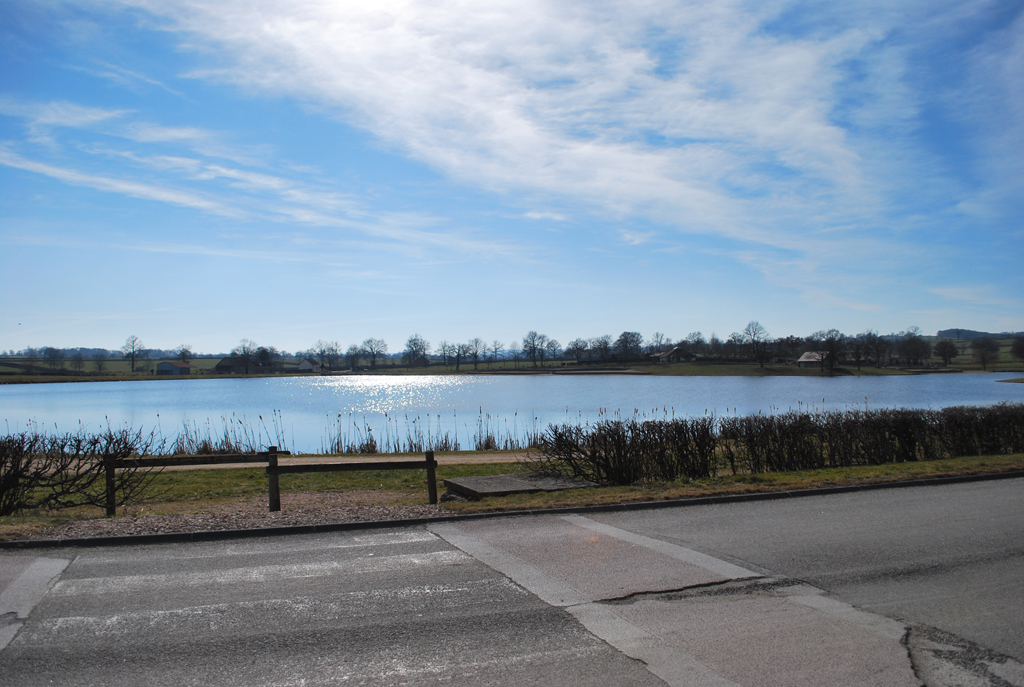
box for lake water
[2,373,1022,453]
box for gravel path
[33,492,456,540]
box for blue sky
[1,0,1022,355]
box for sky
[1,0,1022,355]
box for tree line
[6,325,1024,375]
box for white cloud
[0,148,241,216]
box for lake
[2,373,1022,453]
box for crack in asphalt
[596,576,790,606]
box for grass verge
[2,454,1022,540]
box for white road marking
[51,549,468,597]
[77,530,438,565]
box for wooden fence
[109,447,439,515]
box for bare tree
[590,335,612,362]
[897,328,931,366]
[1012,337,1024,363]
[174,344,193,363]
[535,334,551,367]
[71,352,84,373]
[438,341,453,368]
[324,341,341,371]
[345,344,361,370]
[545,338,561,363]
[648,332,668,354]
[862,330,889,368]
[509,341,521,368]
[93,353,106,374]
[467,338,486,369]
[971,337,1000,370]
[742,321,772,367]
[614,331,644,360]
[454,342,472,371]
[522,331,541,367]
[684,331,706,356]
[121,335,145,373]
[361,338,388,369]
[934,340,958,366]
[490,340,503,368]
[231,339,258,374]
[256,345,280,372]
[312,340,331,369]
[404,334,430,365]
[808,329,845,370]
[43,347,64,371]
[567,338,589,363]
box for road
[2,478,1022,686]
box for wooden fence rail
[107,447,438,516]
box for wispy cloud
[105,1,1011,274]
[0,148,241,216]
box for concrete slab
[613,592,919,687]
[435,516,730,602]
[443,473,596,499]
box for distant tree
[256,346,279,371]
[648,332,668,354]
[862,330,889,368]
[774,335,803,362]
[567,338,589,363]
[43,347,64,371]
[1012,337,1024,363]
[849,338,865,370]
[724,333,744,358]
[361,338,388,369]
[93,353,106,374]
[509,341,522,368]
[71,352,84,373]
[590,335,612,362]
[708,333,723,358]
[522,331,542,367]
[545,338,561,363]
[971,337,1000,370]
[934,339,958,367]
[490,340,504,368]
[468,338,486,369]
[684,331,706,356]
[614,331,644,360]
[535,334,551,367]
[121,335,145,373]
[312,340,331,369]
[437,341,453,368]
[742,321,772,367]
[174,344,193,363]
[231,339,258,374]
[345,344,361,370]
[809,329,845,369]
[897,327,931,366]
[404,334,430,365]
[454,342,471,371]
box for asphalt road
[589,477,1024,662]
[2,477,1022,686]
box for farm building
[156,361,191,375]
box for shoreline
[2,365,1011,385]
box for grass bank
[2,453,1021,540]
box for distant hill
[937,329,1024,339]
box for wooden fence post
[104,455,116,517]
[425,450,438,505]
[267,446,281,512]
